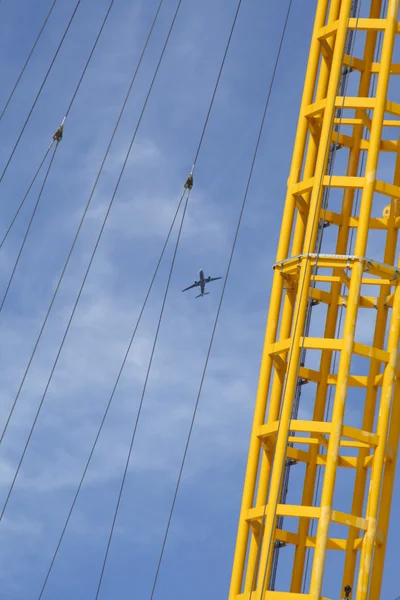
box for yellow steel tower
[229,1,400,599]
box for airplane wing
[182,281,199,292]
[207,276,222,283]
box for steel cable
[148,4,294,597]
[0,0,166,446]
[35,188,187,600]
[0,144,54,250]
[0,0,83,186]
[94,190,190,600]
[0,0,184,520]
[192,0,244,167]
[0,142,58,317]
[0,0,116,239]
[0,0,59,122]
[0,0,117,301]
[64,0,116,119]
[85,0,248,593]
[35,0,246,594]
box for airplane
[182,269,222,298]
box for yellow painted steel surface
[229,1,400,599]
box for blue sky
[0,0,398,599]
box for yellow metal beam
[228,2,400,599]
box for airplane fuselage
[199,269,205,295]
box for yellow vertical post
[357,259,400,600]
[292,2,383,586]
[368,381,400,599]
[341,134,400,592]
[309,4,399,598]
[228,1,400,599]
[355,6,400,597]
[228,1,331,595]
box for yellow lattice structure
[229,1,400,599]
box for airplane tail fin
[195,292,209,298]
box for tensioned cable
[94,191,191,600]
[191,0,244,167]
[302,0,387,591]
[63,0,116,119]
[0,144,53,250]
[0,0,117,313]
[35,187,187,600]
[86,13,250,580]
[37,1,246,593]
[0,0,166,446]
[0,0,82,187]
[90,0,247,593]
[254,2,364,598]
[0,0,117,261]
[0,0,184,520]
[0,141,58,317]
[0,0,59,122]
[146,4,295,599]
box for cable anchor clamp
[184,166,194,190]
[52,116,66,144]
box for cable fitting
[52,116,66,143]
[184,170,193,190]
[344,585,352,599]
